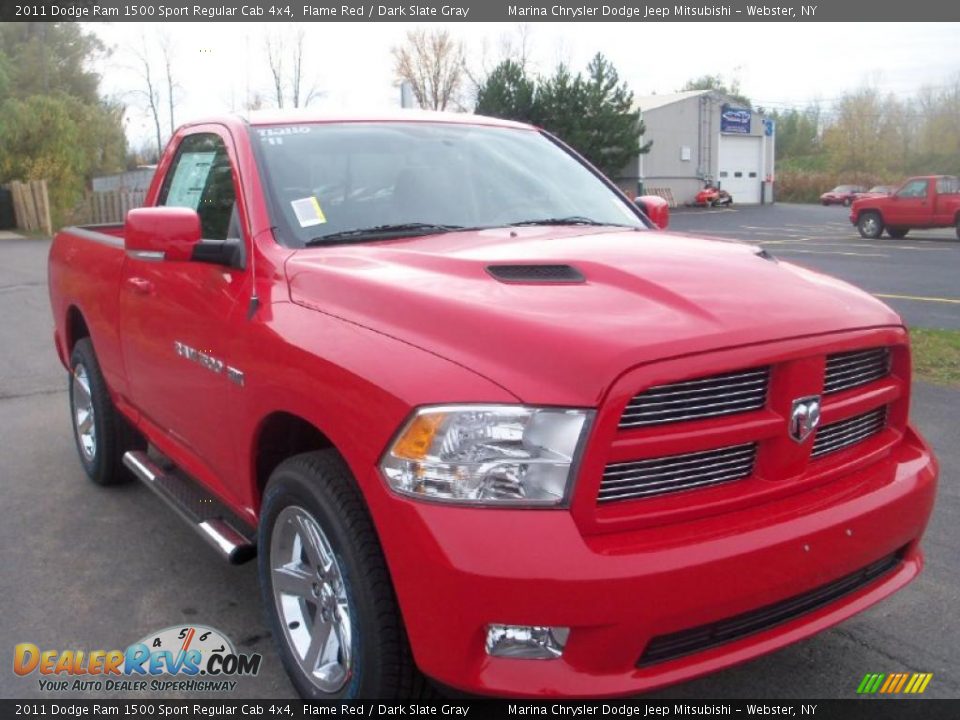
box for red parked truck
[48,111,938,699]
[851,175,960,239]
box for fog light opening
[485,624,569,659]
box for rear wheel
[258,451,429,699]
[857,211,884,239]
[887,227,909,239]
[69,338,141,485]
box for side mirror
[125,207,202,262]
[635,195,670,230]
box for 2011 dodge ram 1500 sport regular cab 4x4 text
[48,111,938,699]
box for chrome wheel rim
[72,364,96,462]
[271,506,353,693]
[862,217,879,235]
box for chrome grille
[824,348,890,395]
[599,443,757,503]
[811,407,887,459]
[620,368,770,429]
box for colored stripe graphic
[858,672,933,694]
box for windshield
[250,122,645,246]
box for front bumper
[366,425,937,698]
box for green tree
[577,53,648,178]
[0,23,105,104]
[474,59,536,124]
[0,23,126,227]
[681,73,752,109]
[770,107,822,167]
[532,55,648,178]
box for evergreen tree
[474,60,536,124]
[475,53,649,179]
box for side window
[896,180,928,199]
[159,133,238,240]
[936,176,959,195]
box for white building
[617,90,776,206]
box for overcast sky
[87,21,960,149]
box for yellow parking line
[875,293,960,305]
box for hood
[285,227,901,406]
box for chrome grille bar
[620,368,770,429]
[599,443,757,503]
[824,348,891,394]
[811,407,887,458]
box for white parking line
[875,293,960,305]
[772,248,889,258]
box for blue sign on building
[721,105,752,134]
[763,118,775,136]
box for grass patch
[911,329,960,387]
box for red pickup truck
[851,175,960,239]
[49,111,937,699]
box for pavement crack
[831,628,960,688]
[0,280,46,291]
[0,387,65,401]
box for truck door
[887,178,930,227]
[933,176,960,225]
[119,128,249,503]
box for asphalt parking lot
[1,205,957,700]
[668,202,960,330]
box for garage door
[718,135,762,204]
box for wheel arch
[251,410,339,512]
[65,305,91,356]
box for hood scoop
[486,264,585,284]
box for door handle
[126,277,154,295]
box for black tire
[258,450,429,699]
[955,217,960,241]
[887,227,909,239]
[857,211,884,239]
[68,338,141,485]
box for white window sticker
[165,151,216,210]
[291,197,327,227]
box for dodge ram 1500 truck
[851,174,960,239]
[48,111,938,699]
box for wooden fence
[5,180,52,235]
[85,190,147,225]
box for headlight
[379,405,592,506]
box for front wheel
[258,451,428,699]
[887,227,909,239]
[857,211,884,239]
[955,217,960,241]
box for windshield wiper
[307,222,467,246]
[508,216,628,227]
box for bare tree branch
[392,28,466,111]
[264,26,322,109]
[265,31,285,108]
[158,32,178,135]
[129,37,163,159]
